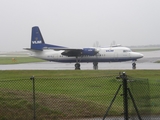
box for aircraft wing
[44,47,83,56]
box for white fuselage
[29,47,143,63]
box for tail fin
[31,26,65,50]
[31,26,45,50]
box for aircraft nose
[139,53,144,58]
[131,52,143,59]
[135,52,144,58]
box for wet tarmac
[0,50,160,70]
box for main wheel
[75,63,80,70]
[93,62,98,70]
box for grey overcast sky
[0,0,160,51]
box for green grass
[154,60,160,63]
[132,48,160,52]
[0,57,45,64]
[0,70,160,81]
[0,70,160,119]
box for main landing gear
[93,62,98,70]
[74,57,99,70]
[75,56,81,70]
[75,63,80,70]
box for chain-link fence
[0,73,160,120]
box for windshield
[123,49,132,52]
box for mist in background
[0,0,160,51]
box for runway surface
[1,50,160,70]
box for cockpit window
[123,50,132,52]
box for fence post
[121,72,129,120]
[30,76,36,120]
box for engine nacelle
[82,48,98,56]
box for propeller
[93,41,100,70]
[93,41,100,54]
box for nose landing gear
[132,62,136,69]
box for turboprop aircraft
[24,26,143,70]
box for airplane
[24,26,143,70]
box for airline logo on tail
[32,39,42,44]
[32,31,43,44]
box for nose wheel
[132,62,136,69]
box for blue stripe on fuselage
[46,57,136,63]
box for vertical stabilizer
[30,26,65,50]
[31,26,45,50]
